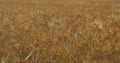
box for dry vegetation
[0,0,120,63]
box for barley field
[0,0,120,63]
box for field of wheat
[0,0,120,63]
